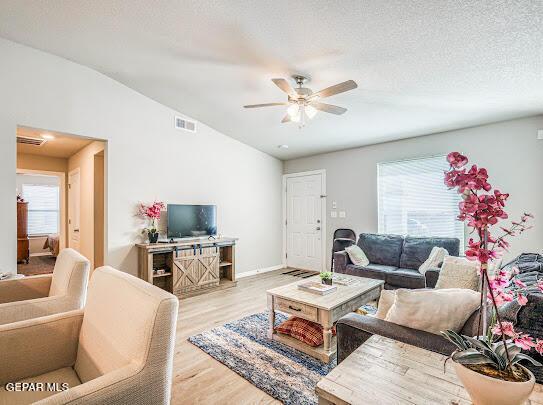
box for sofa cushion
[385,288,481,334]
[345,245,369,266]
[399,237,460,270]
[345,263,397,280]
[387,268,426,289]
[358,233,404,267]
[375,289,395,319]
[418,246,448,275]
[435,256,479,291]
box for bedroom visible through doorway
[16,126,106,275]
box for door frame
[68,167,81,251]
[282,169,327,272]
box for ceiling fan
[244,75,358,127]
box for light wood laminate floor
[171,269,302,404]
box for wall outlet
[330,211,337,218]
[339,211,346,218]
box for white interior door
[286,173,323,271]
[68,169,81,251]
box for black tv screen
[167,204,217,238]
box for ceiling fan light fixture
[305,104,317,119]
[287,103,300,118]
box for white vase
[453,361,535,405]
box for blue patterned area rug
[188,312,336,405]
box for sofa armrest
[333,251,352,273]
[0,295,83,326]
[424,267,441,288]
[0,274,52,304]
[0,309,83,384]
[336,313,456,363]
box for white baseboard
[237,264,285,279]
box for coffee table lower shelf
[270,330,337,363]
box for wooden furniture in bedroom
[137,237,237,299]
[17,201,29,264]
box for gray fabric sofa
[333,233,460,289]
[336,253,543,383]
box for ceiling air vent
[175,116,196,133]
[16,136,47,146]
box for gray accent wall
[284,116,543,267]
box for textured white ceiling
[1,1,542,159]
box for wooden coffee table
[316,335,543,404]
[266,275,384,363]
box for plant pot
[148,232,159,244]
[453,361,535,405]
[322,278,332,285]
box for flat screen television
[167,204,217,239]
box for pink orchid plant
[138,201,165,235]
[442,152,542,375]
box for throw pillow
[385,288,480,334]
[418,246,448,275]
[435,256,480,291]
[275,317,335,347]
[375,289,395,320]
[345,245,369,266]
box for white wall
[0,38,283,275]
[284,116,543,265]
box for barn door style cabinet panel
[137,237,237,299]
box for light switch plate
[538,129,543,140]
[332,201,337,209]
[330,211,337,218]
[339,211,346,218]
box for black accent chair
[331,229,356,271]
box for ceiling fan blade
[281,114,291,123]
[272,78,297,97]
[244,102,287,108]
[310,80,358,99]
[311,102,347,115]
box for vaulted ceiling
[1,1,542,159]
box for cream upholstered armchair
[0,248,90,325]
[0,266,179,405]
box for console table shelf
[137,237,237,299]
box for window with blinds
[377,155,464,244]
[22,183,60,235]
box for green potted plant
[319,271,333,285]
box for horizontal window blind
[377,155,464,244]
[22,183,60,235]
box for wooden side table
[316,335,543,404]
